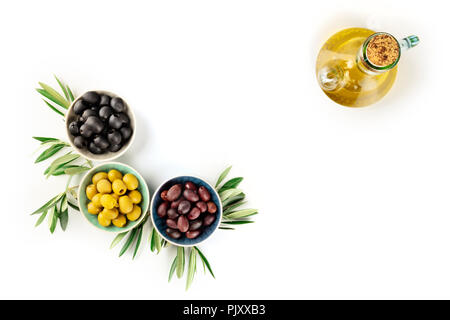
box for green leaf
[110,232,127,249]
[195,247,215,279]
[38,82,69,109]
[222,193,245,208]
[221,220,254,225]
[40,98,65,117]
[64,166,90,176]
[35,210,48,227]
[215,166,232,188]
[44,155,79,175]
[150,227,162,253]
[35,144,65,163]
[59,208,68,231]
[176,247,185,279]
[33,136,58,143]
[119,229,137,257]
[186,248,197,291]
[48,207,58,234]
[220,188,243,201]
[31,193,63,215]
[219,226,235,230]
[224,209,258,219]
[223,200,247,215]
[46,153,79,177]
[132,226,144,259]
[168,256,177,282]
[218,177,243,193]
[54,76,70,102]
[67,201,79,211]
[66,85,75,102]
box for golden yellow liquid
[316,28,397,107]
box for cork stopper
[366,34,400,67]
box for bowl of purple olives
[66,90,135,161]
[150,176,222,246]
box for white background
[1,0,448,299]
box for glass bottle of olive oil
[316,28,419,107]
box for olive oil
[316,28,419,107]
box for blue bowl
[150,176,222,246]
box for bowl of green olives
[78,162,150,233]
[66,90,136,161]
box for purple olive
[186,230,200,239]
[189,219,203,231]
[198,186,211,202]
[187,207,201,220]
[166,228,181,239]
[166,184,182,201]
[171,197,185,209]
[167,208,179,219]
[157,202,169,218]
[185,182,197,191]
[178,200,191,215]
[166,219,178,229]
[183,189,199,202]
[203,214,216,227]
[207,201,218,214]
[196,201,207,213]
[177,216,189,233]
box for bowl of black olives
[66,91,135,161]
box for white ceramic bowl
[65,90,136,161]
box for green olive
[92,193,102,207]
[85,184,98,200]
[112,179,127,195]
[101,208,119,220]
[128,190,142,204]
[97,179,112,194]
[112,214,127,228]
[100,194,117,209]
[98,212,111,227]
[87,202,101,215]
[123,173,139,190]
[127,205,141,221]
[92,172,108,185]
[119,195,133,214]
[108,169,123,182]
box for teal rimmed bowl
[78,162,150,233]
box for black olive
[110,97,126,112]
[90,105,100,113]
[109,144,122,152]
[88,142,103,154]
[99,94,111,106]
[73,136,86,148]
[80,109,97,122]
[80,124,93,138]
[82,91,100,106]
[73,100,88,115]
[117,113,130,126]
[93,135,110,150]
[108,114,123,129]
[68,121,79,136]
[99,106,113,120]
[120,126,132,140]
[84,116,105,134]
[107,130,122,145]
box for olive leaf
[215,166,232,188]
[54,75,70,102]
[223,200,247,215]
[133,226,144,259]
[222,193,246,208]
[219,188,243,201]
[218,177,243,193]
[38,82,70,109]
[168,256,177,282]
[41,99,65,117]
[110,232,128,249]
[46,153,79,178]
[150,227,162,254]
[224,209,258,220]
[48,206,58,234]
[221,220,254,225]
[176,247,185,279]
[31,193,64,215]
[64,166,90,176]
[195,247,215,279]
[119,228,138,257]
[186,248,197,291]
[33,137,59,143]
[35,210,48,227]
[35,144,66,163]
